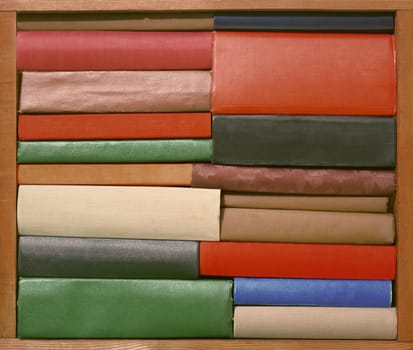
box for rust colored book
[192,164,395,196]
[17,31,212,70]
[212,32,395,115]
[17,164,192,186]
[200,242,396,280]
[18,113,211,140]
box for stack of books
[16,11,397,339]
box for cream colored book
[220,208,394,244]
[17,185,220,241]
[234,306,397,339]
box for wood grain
[0,12,16,339]
[1,0,413,11]
[396,10,413,342]
[1,339,413,350]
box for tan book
[220,208,394,244]
[17,13,214,31]
[222,192,390,213]
[17,185,220,241]
[234,306,397,339]
[17,164,192,186]
[19,71,211,113]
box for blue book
[214,12,394,33]
[234,278,392,307]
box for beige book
[222,192,389,213]
[17,13,214,31]
[234,306,397,339]
[220,208,394,244]
[19,71,211,113]
[17,185,220,241]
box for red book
[200,242,396,280]
[212,32,395,115]
[17,31,212,70]
[18,113,211,140]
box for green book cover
[17,139,212,163]
[18,278,233,338]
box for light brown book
[18,164,192,186]
[222,192,390,213]
[220,208,394,244]
[17,185,220,241]
[19,71,211,113]
[17,13,214,31]
[234,307,397,339]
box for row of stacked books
[16,12,397,339]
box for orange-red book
[212,32,395,115]
[200,242,396,280]
[18,113,211,140]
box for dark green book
[212,115,395,168]
[18,278,233,338]
[17,139,212,163]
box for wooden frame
[1,1,413,348]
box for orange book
[17,164,192,186]
[18,113,211,140]
[200,242,396,280]
[212,32,395,115]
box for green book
[18,278,233,338]
[17,139,212,163]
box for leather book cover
[234,306,397,339]
[19,236,199,279]
[18,164,192,186]
[222,193,389,213]
[17,31,212,70]
[19,71,211,113]
[234,278,392,307]
[220,208,394,244]
[18,278,233,338]
[212,32,395,115]
[214,12,394,32]
[17,185,221,241]
[212,115,395,168]
[192,164,396,196]
[17,13,214,31]
[200,242,396,279]
[17,140,212,163]
[18,113,211,140]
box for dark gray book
[18,236,199,279]
[214,12,394,33]
[212,115,395,168]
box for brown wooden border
[1,1,413,348]
[0,11,16,339]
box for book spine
[212,115,395,168]
[19,71,211,113]
[18,113,212,140]
[233,306,397,339]
[17,164,193,186]
[19,236,199,279]
[17,31,213,70]
[18,278,233,338]
[214,12,394,32]
[17,140,212,163]
[17,13,214,31]
[220,208,395,244]
[234,278,392,307]
[192,164,396,196]
[212,32,395,115]
[17,185,221,241]
[222,193,389,213]
[200,242,396,280]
